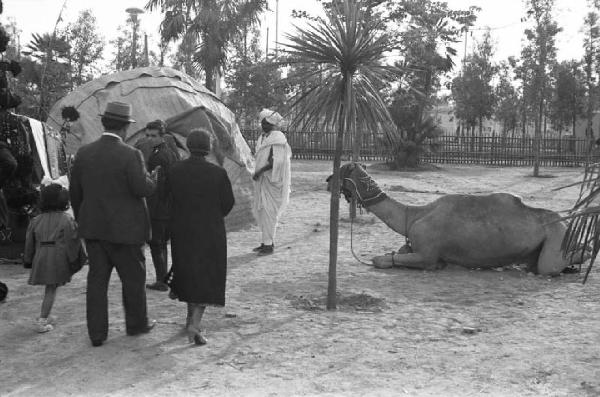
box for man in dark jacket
[142,120,180,291]
[70,101,156,347]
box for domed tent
[47,66,255,231]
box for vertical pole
[350,122,359,219]
[144,33,149,66]
[131,16,138,69]
[463,28,468,64]
[265,27,269,60]
[275,0,279,58]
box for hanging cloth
[27,118,50,179]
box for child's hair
[39,183,69,212]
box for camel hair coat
[166,155,235,305]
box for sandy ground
[1,160,600,397]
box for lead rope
[349,199,411,267]
[350,208,374,266]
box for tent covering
[47,67,255,231]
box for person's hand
[151,166,161,180]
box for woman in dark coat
[166,128,234,345]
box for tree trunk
[205,66,216,93]
[350,124,360,219]
[586,22,595,152]
[558,128,562,152]
[543,112,547,138]
[533,97,542,177]
[327,75,352,310]
[328,120,343,310]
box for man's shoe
[252,243,265,252]
[35,318,53,333]
[127,320,157,336]
[91,339,104,347]
[257,244,274,256]
[146,282,168,291]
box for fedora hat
[99,101,136,123]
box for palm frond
[281,0,402,147]
[561,162,600,282]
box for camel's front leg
[372,253,444,270]
[536,223,570,276]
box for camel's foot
[372,252,446,271]
[372,255,394,269]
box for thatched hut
[47,67,255,231]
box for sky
[0,0,591,68]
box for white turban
[259,108,284,128]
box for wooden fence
[425,135,600,167]
[241,129,600,167]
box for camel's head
[326,162,387,206]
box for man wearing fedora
[70,101,157,347]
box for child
[24,183,82,333]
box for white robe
[252,130,292,245]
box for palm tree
[282,0,402,309]
[23,33,71,119]
[145,0,267,93]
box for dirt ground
[1,160,600,397]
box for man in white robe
[251,109,292,256]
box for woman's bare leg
[186,303,207,345]
[41,285,57,318]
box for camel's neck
[346,168,422,236]
[366,197,422,237]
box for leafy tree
[387,100,444,167]
[451,30,497,136]
[549,60,585,138]
[522,0,561,176]
[387,0,479,168]
[22,32,71,120]
[0,19,37,118]
[65,9,104,86]
[494,61,521,137]
[582,12,600,144]
[109,25,145,71]
[282,0,402,309]
[145,0,267,93]
[224,27,286,125]
[509,54,537,138]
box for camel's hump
[433,192,558,220]
[437,192,523,204]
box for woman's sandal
[186,326,207,346]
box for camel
[329,162,586,275]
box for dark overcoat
[167,155,234,305]
[69,135,155,244]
